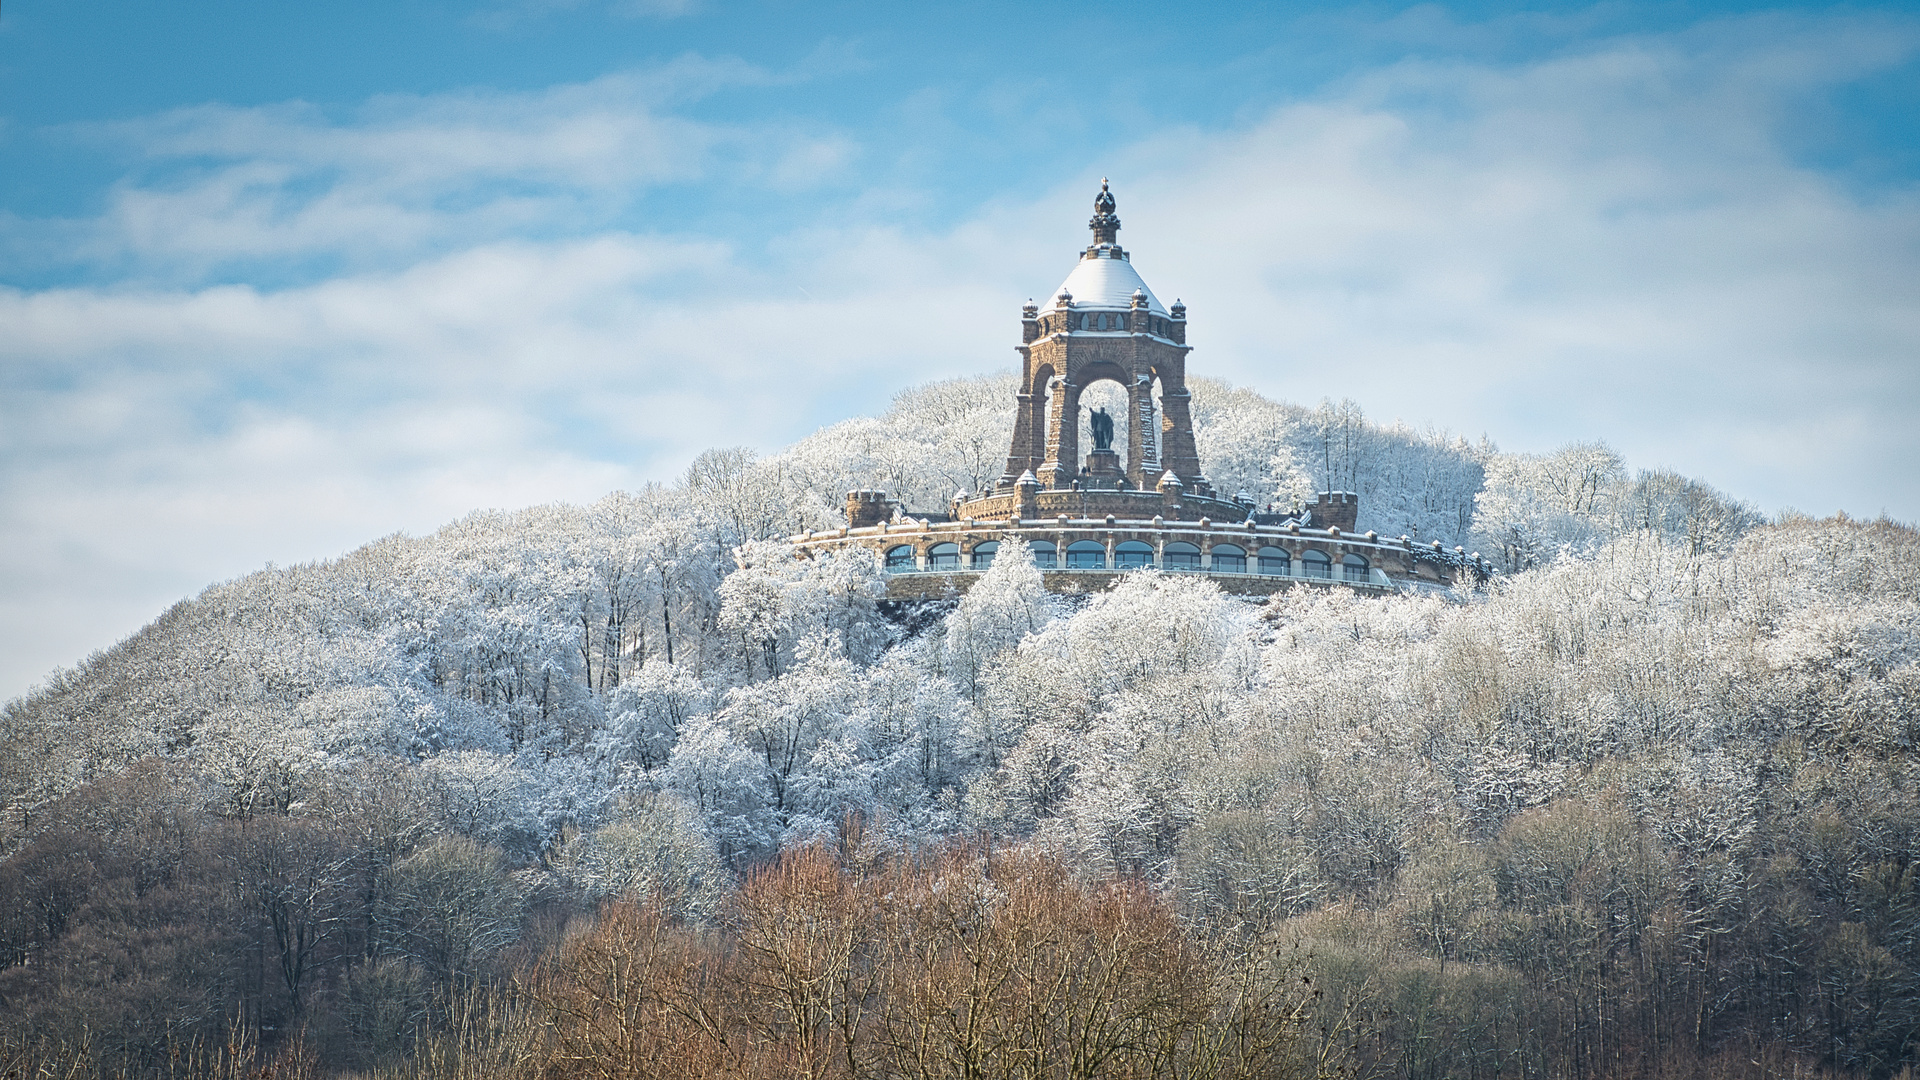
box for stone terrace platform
[790,516,1489,601]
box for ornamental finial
[1089,179,1120,246]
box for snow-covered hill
[4,377,1915,1079]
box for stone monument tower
[792,178,1492,598]
[994,180,1211,500]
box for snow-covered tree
[941,536,1057,704]
[549,792,729,920]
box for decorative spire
[1088,178,1120,247]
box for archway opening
[1035,366,1057,469]
[1077,377,1130,476]
[928,542,960,570]
[1115,540,1154,569]
[1147,372,1166,477]
[970,541,999,569]
[1163,541,1201,570]
[1208,543,1244,573]
[1066,540,1107,569]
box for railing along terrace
[879,561,1398,588]
[788,513,1486,592]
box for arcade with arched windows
[831,521,1441,599]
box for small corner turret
[1312,491,1359,534]
[845,489,895,529]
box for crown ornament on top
[1088,178,1121,248]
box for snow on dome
[1051,253,1168,315]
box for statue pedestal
[1083,448,1123,485]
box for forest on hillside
[2,376,1914,1080]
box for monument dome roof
[1051,253,1168,315]
[1047,179,1170,316]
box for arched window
[884,545,916,572]
[1342,553,1370,582]
[1066,540,1107,569]
[1301,550,1332,579]
[929,542,960,570]
[1209,543,1245,573]
[1030,540,1057,569]
[1115,540,1154,569]
[1163,541,1201,570]
[970,541,999,569]
[1257,547,1290,576]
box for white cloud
[33,60,843,276]
[1096,16,1919,521]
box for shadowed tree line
[1,816,1341,1080]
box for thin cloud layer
[21,59,837,279]
[3,14,1917,700]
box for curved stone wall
[790,516,1489,600]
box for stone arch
[1115,540,1154,568]
[1163,541,1201,570]
[995,361,1057,490]
[1209,543,1245,573]
[884,545,917,572]
[1065,539,1107,569]
[1005,361,1056,485]
[928,542,960,570]
[1074,366,1133,475]
[1301,549,1333,579]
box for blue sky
[3,1,1918,700]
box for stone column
[1038,377,1079,489]
[1158,382,1205,495]
[1000,384,1043,489]
[1128,372,1159,487]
